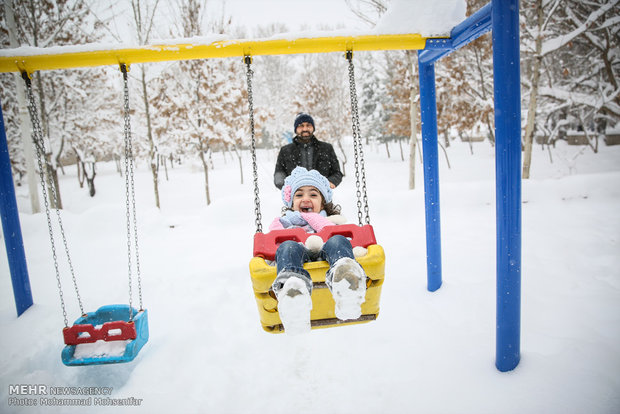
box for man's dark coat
[274,136,343,189]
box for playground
[1,0,619,412]
[1,139,619,412]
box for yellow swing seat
[249,224,385,333]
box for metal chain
[121,64,143,319]
[22,72,84,326]
[244,56,263,233]
[346,52,371,225]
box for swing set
[0,0,522,372]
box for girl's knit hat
[282,166,332,208]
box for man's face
[295,122,314,138]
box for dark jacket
[274,136,343,189]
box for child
[270,166,367,334]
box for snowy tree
[67,66,122,197]
[292,52,351,175]
[347,0,424,189]
[149,0,245,205]
[382,50,415,160]
[128,0,163,208]
[252,23,297,149]
[358,51,385,147]
[1,0,105,208]
[520,0,620,178]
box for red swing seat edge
[63,320,138,345]
[253,224,377,261]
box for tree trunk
[438,141,451,170]
[55,136,65,176]
[4,0,40,213]
[232,143,243,185]
[85,161,96,197]
[465,132,474,155]
[34,70,64,209]
[522,0,544,180]
[408,79,417,190]
[384,141,391,158]
[199,149,211,205]
[44,152,62,209]
[162,154,169,181]
[76,158,85,188]
[485,114,495,146]
[336,139,347,177]
[115,154,122,175]
[140,68,160,208]
[443,130,450,148]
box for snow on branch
[541,0,619,56]
[539,86,620,117]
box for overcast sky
[211,0,368,31]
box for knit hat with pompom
[281,166,332,208]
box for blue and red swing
[22,65,149,366]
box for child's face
[292,186,323,213]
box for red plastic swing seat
[253,223,377,261]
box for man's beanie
[281,166,332,208]
[294,113,315,131]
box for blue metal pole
[492,0,522,372]
[0,103,33,316]
[418,59,442,292]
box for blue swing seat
[61,305,149,366]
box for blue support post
[418,59,442,292]
[492,0,522,372]
[0,104,33,316]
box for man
[274,113,343,189]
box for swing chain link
[21,71,84,327]
[121,64,143,320]
[244,56,263,233]
[346,52,371,225]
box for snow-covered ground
[1,139,619,413]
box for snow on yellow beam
[0,34,428,74]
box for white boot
[276,276,313,335]
[329,257,367,321]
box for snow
[73,341,131,359]
[1,138,619,413]
[375,0,466,36]
[0,0,467,58]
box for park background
[1,0,619,413]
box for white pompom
[305,235,324,253]
[352,246,368,258]
[327,214,347,225]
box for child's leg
[273,240,313,334]
[322,235,367,320]
[320,235,356,289]
[320,234,355,265]
[273,240,313,295]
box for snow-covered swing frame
[0,0,522,372]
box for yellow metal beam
[0,33,428,74]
